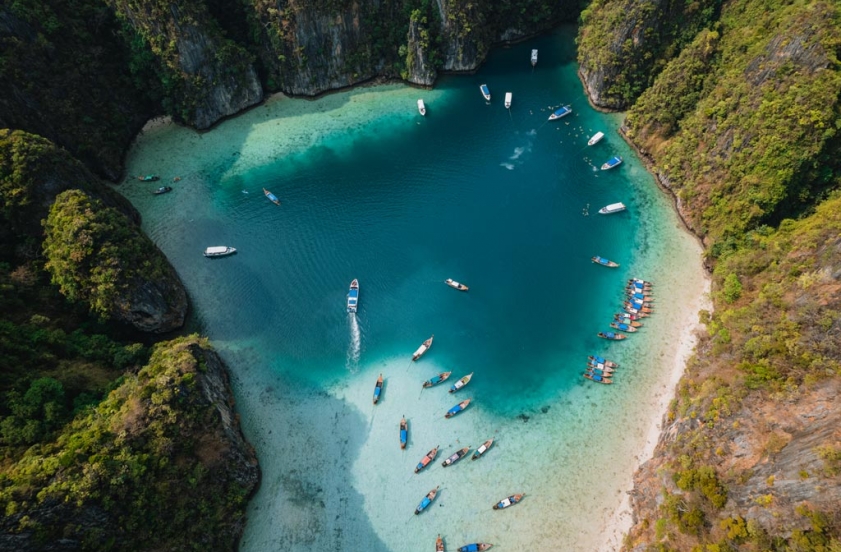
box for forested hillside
[578,0,841,550]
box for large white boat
[347,279,359,313]
[417,99,426,116]
[504,92,512,109]
[548,106,572,120]
[588,131,605,146]
[531,49,538,66]
[203,246,236,258]
[598,202,626,215]
[479,84,491,101]
[412,335,434,361]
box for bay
[119,26,706,552]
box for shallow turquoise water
[120,26,706,552]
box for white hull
[587,131,605,146]
[598,202,626,215]
[504,92,512,109]
[204,246,236,257]
[417,99,426,116]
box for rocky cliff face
[404,16,436,85]
[577,0,721,109]
[108,0,263,129]
[0,337,259,551]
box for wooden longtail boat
[445,278,469,291]
[583,372,613,384]
[610,322,638,333]
[493,493,525,510]
[445,399,471,419]
[372,374,383,405]
[591,256,619,268]
[415,446,439,473]
[263,188,281,205]
[457,543,493,552]
[442,446,471,467]
[587,355,618,368]
[436,535,445,552]
[449,372,473,393]
[400,417,408,449]
[472,438,494,460]
[422,371,452,388]
[415,486,439,515]
[413,335,434,361]
[598,332,627,341]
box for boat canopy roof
[205,246,230,254]
[605,202,625,210]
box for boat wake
[347,313,361,370]
[500,133,535,171]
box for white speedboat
[480,84,491,101]
[504,92,512,109]
[531,49,538,66]
[347,279,359,313]
[548,106,572,120]
[601,156,623,170]
[598,202,626,215]
[203,246,236,258]
[417,99,426,116]
[588,131,605,146]
[445,278,469,291]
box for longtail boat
[613,314,643,327]
[493,493,525,510]
[436,535,445,552]
[623,306,651,317]
[415,446,439,473]
[598,331,627,341]
[587,365,616,375]
[591,256,619,268]
[449,372,473,393]
[263,188,281,205]
[442,446,471,467]
[628,278,653,286]
[624,301,654,313]
[610,322,638,333]
[472,438,494,460]
[457,544,493,552]
[413,335,434,361]
[423,371,452,389]
[400,417,408,449]
[445,399,471,419]
[137,174,159,182]
[415,486,439,515]
[372,374,383,404]
[583,372,613,384]
[587,355,618,368]
[626,292,655,302]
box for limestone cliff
[0,336,259,552]
[577,0,721,109]
[576,0,841,549]
[404,14,437,85]
[108,0,263,129]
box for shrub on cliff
[0,335,258,551]
[42,190,186,332]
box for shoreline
[597,272,711,552]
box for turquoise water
[120,27,706,552]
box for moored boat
[480,84,491,101]
[449,372,473,393]
[591,256,619,268]
[347,279,359,313]
[601,156,623,170]
[373,374,384,404]
[415,486,439,515]
[457,543,493,552]
[415,446,439,473]
[587,131,605,146]
[587,364,616,375]
[531,49,538,66]
[472,438,494,460]
[445,278,469,291]
[400,417,408,449]
[627,292,654,302]
[492,493,525,510]
[436,535,445,552]
[203,246,237,258]
[598,202,626,215]
[442,446,471,467]
[418,99,426,116]
[445,399,471,419]
[615,312,643,322]
[504,92,512,109]
[423,371,452,388]
[587,355,618,368]
[263,187,281,205]
[610,322,638,333]
[598,331,627,341]
[413,335,434,361]
[613,315,643,327]
[623,306,650,317]
[583,372,613,384]
[624,301,654,312]
[548,105,572,120]
[629,278,653,286]
[152,186,172,195]
[137,174,159,182]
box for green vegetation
[0,336,254,551]
[42,190,171,321]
